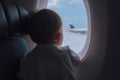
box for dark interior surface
[98,0,120,80]
[0,1,28,80]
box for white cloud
[48,0,60,8]
[69,0,82,5]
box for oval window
[47,0,89,59]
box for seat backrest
[0,1,29,80]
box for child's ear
[55,33,63,46]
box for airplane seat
[0,1,29,80]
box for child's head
[28,9,63,46]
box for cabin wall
[98,0,120,80]
[77,0,108,80]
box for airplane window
[47,0,89,56]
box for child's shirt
[16,44,81,80]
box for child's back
[16,9,80,80]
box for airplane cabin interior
[0,0,120,80]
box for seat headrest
[0,1,28,38]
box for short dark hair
[27,9,62,44]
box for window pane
[47,0,88,53]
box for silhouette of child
[17,9,80,80]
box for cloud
[48,0,60,8]
[69,0,82,5]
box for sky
[47,0,88,30]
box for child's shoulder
[59,46,81,67]
[59,46,78,57]
[59,46,70,51]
